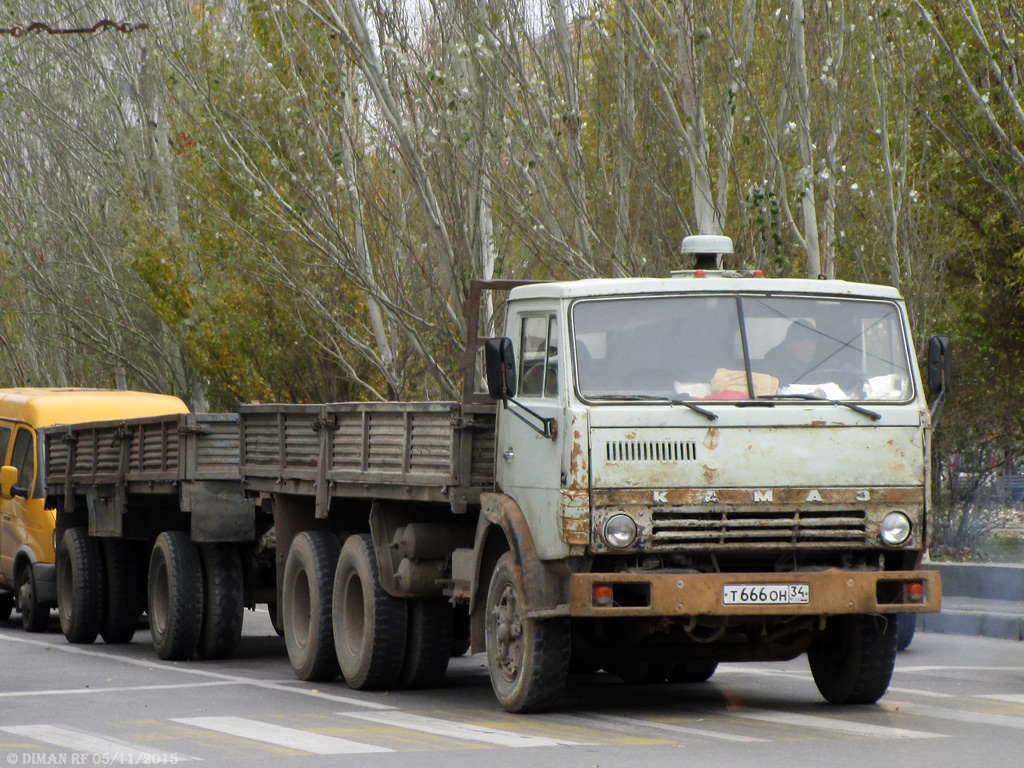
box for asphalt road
[2,609,1024,768]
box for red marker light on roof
[753,270,765,277]
[694,269,706,278]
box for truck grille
[651,508,867,548]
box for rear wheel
[808,614,897,704]
[283,531,340,681]
[101,539,142,644]
[398,598,452,689]
[333,534,407,690]
[148,531,204,661]
[57,527,104,643]
[197,544,244,660]
[17,563,50,632]
[485,551,569,713]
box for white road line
[337,711,583,747]
[560,713,768,743]
[173,716,392,755]
[0,632,395,710]
[896,666,1024,673]
[0,681,241,698]
[1,725,198,762]
[976,694,1024,704]
[731,709,944,739]
[883,701,1024,730]
[883,685,957,699]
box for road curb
[921,562,1024,641]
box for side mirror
[484,337,517,400]
[1,465,18,500]
[928,335,952,397]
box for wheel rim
[491,581,524,683]
[341,571,365,656]
[290,568,312,651]
[151,559,170,636]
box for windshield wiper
[759,393,881,421]
[588,394,718,421]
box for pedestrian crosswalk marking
[172,716,392,754]
[559,713,768,743]
[731,709,944,739]
[1,724,198,762]
[336,711,584,747]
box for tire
[398,598,452,689]
[485,551,570,713]
[197,544,244,660]
[0,592,13,621]
[896,613,917,652]
[333,533,407,690]
[669,661,718,683]
[17,562,50,632]
[57,527,104,643]
[101,539,142,644]
[267,602,285,636]
[148,531,204,660]
[283,531,340,681]
[808,613,897,704]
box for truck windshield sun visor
[571,293,914,406]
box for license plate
[722,583,810,605]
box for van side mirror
[1,465,18,500]
[484,337,517,400]
[928,335,952,397]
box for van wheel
[669,661,718,683]
[148,531,204,660]
[398,598,452,689]
[485,551,569,712]
[808,614,897,704]
[57,527,104,643]
[101,539,142,644]
[0,592,13,621]
[333,534,407,690]
[17,563,50,633]
[197,544,244,659]
[283,531,340,681]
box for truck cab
[483,262,946,707]
[0,388,189,631]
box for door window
[519,315,559,398]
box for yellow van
[0,388,189,631]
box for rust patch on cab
[703,428,721,451]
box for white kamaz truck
[46,236,948,713]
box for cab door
[0,422,16,584]
[495,311,569,560]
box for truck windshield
[571,293,913,403]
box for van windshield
[571,294,913,403]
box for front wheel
[896,613,917,652]
[807,614,897,704]
[17,563,50,632]
[485,551,569,713]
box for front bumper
[569,569,941,618]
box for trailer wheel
[669,661,718,683]
[148,531,204,660]
[283,531,340,681]
[101,539,142,644]
[398,598,452,689]
[17,562,50,632]
[197,544,244,659]
[57,527,104,643]
[808,614,897,704]
[333,533,407,690]
[485,551,569,713]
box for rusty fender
[569,569,942,618]
[480,492,570,618]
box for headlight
[881,511,912,545]
[603,514,638,549]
